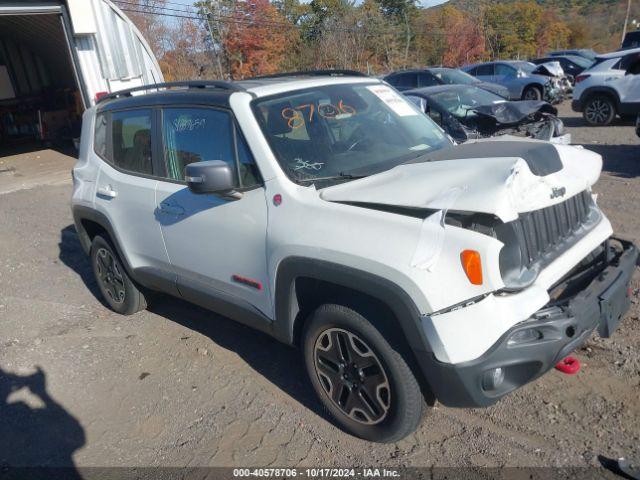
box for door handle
[159,202,185,216]
[97,185,118,198]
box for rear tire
[583,95,616,125]
[303,304,423,442]
[90,235,147,315]
[522,85,542,101]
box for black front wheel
[90,235,147,315]
[303,304,423,442]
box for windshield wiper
[297,172,368,184]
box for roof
[96,74,378,111]
[596,46,640,59]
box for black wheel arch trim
[273,256,433,354]
[72,205,177,294]
[580,86,621,110]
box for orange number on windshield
[281,101,357,128]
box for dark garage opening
[0,13,82,157]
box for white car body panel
[74,77,622,370]
[319,142,602,223]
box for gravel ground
[0,103,638,473]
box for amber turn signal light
[460,250,483,285]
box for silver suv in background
[72,73,637,443]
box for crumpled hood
[532,61,564,77]
[472,100,557,125]
[320,139,602,223]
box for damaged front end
[454,101,571,144]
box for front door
[154,106,271,318]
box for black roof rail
[247,69,367,80]
[96,81,245,104]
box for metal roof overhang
[0,3,62,15]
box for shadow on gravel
[0,367,85,479]
[148,296,331,422]
[58,225,104,305]
[559,116,637,128]
[56,225,330,424]
[582,144,640,178]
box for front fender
[273,256,432,354]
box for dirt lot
[0,103,639,473]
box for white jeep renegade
[72,72,637,443]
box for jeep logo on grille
[550,187,566,199]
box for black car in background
[547,49,598,61]
[622,30,640,50]
[384,68,510,98]
[404,84,570,144]
[531,55,594,82]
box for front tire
[522,85,542,101]
[90,235,147,315]
[303,304,423,442]
[583,95,616,125]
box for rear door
[93,108,174,291]
[154,105,271,317]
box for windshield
[430,68,477,85]
[252,82,451,185]
[428,86,505,118]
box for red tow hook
[555,356,581,375]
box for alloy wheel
[313,328,391,425]
[585,99,612,124]
[95,248,126,304]
[524,88,540,100]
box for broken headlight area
[457,106,565,143]
[446,191,601,291]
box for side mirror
[185,161,240,197]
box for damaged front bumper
[417,238,638,408]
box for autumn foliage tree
[224,0,292,79]
[439,6,485,67]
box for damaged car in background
[529,60,574,96]
[404,84,570,144]
[462,61,564,103]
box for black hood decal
[472,101,557,125]
[407,140,563,177]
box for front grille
[513,191,595,268]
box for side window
[394,73,417,89]
[237,131,261,188]
[466,67,478,76]
[94,113,107,158]
[161,107,261,188]
[417,73,439,87]
[495,64,515,77]
[111,109,153,175]
[162,107,234,182]
[477,64,494,76]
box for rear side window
[111,109,153,175]
[477,64,494,76]
[390,73,417,89]
[94,113,107,159]
[417,73,439,87]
